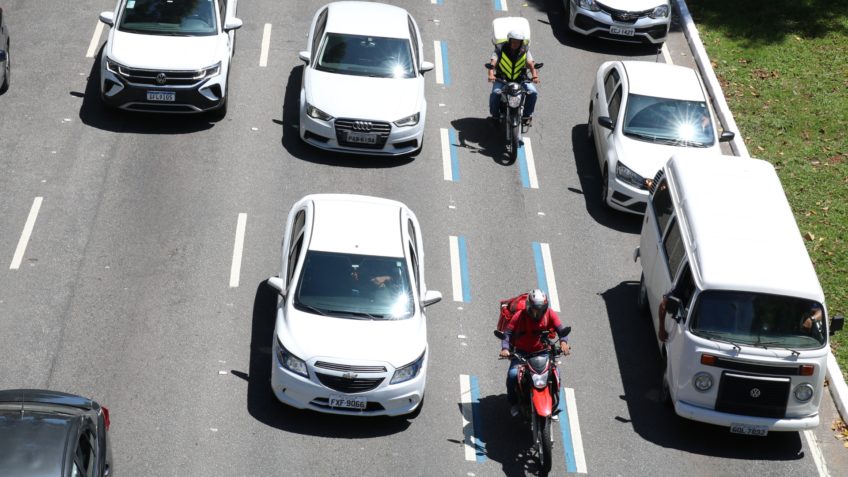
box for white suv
[98,0,242,117]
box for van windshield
[690,291,826,349]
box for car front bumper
[569,3,670,44]
[299,108,425,156]
[606,174,649,214]
[675,400,820,431]
[100,67,226,113]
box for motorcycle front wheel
[536,413,553,474]
[509,123,520,162]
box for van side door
[641,177,675,334]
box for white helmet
[507,29,526,41]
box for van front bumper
[675,400,819,431]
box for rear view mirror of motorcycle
[485,63,495,70]
[493,329,506,340]
[561,326,571,337]
[534,62,544,69]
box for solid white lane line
[496,0,509,12]
[10,197,43,270]
[804,430,831,477]
[441,128,452,181]
[229,213,247,287]
[565,387,588,473]
[259,23,272,67]
[86,21,105,58]
[523,137,539,189]
[449,236,463,302]
[661,43,673,65]
[540,243,561,312]
[459,374,477,461]
[434,41,445,84]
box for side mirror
[831,315,845,335]
[494,329,506,340]
[298,51,311,64]
[0,50,7,63]
[266,276,285,296]
[664,295,681,316]
[99,11,115,26]
[719,130,735,142]
[484,63,494,70]
[598,116,614,130]
[420,61,434,73]
[561,325,571,337]
[534,62,544,69]
[422,290,442,307]
[224,18,243,32]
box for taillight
[799,364,815,376]
[101,406,110,431]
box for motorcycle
[495,326,569,475]
[485,62,544,162]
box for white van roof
[666,154,824,302]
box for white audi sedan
[298,2,433,156]
[267,194,442,416]
[564,0,671,44]
[588,61,734,214]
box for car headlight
[198,62,221,79]
[693,372,713,392]
[276,337,308,378]
[390,350,426,384]
[577,0,600,12]
[507,95,522,108]
[650,5,670,19]
[306,103,334,121]
[793,383,814,402]
[615,161,646,188]
[394,112,420,127]
[105,57,125,76]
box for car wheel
[637,273,649,317]
[587,103,594,141]
[0,39,9,94]
[601,165,611,210]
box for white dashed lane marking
[259,23,272,67]
[86,20,105,58]
[229,213,247,287]
[10,197,43,270]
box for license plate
[329,394,367,410]
[345,131,378,144]
[610,26,636,37]
[729,423,769,436]
[146,91,175,102]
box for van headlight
[306,103,334,121]
[615,161,646,188]
[391,351,425,384]
[394,112,420,127]
[276,337,308,378]
[650,5,670,18]
[793,383,814,402]
[693,372,713,392]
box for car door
[665,263,695,397]
[596,66,623,170]
[642,175,675,328]
[649,216,687,341]
[281,207,308,293]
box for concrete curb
[675,0,848,423]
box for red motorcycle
[495,327,570,475]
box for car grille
[115,66,207,86]
[715,371,790,418]
[314,361,387,373]
[334,118,392,149]
[316,372,384,393]
[597,3,654,24]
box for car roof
[666,154,824,302]
[0,409,79,477]
[621,61,706,102]
[325,1,410,39]
[307,194,406,258]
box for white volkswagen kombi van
[635,153,843,435]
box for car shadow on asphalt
[237,280,411,438]
[77,48,216,134]
[278,65,415,169]
[450,117,513,166]
[601,281,805,460]
[569,124,642,234]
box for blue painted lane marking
[518,143,530,188]
[458,235,471,302]
[470,375,487,463]
[558,388,578,473]
[494,0,509,12]
[532,242,549,298]
[440,41,452,85]
[449,128,460,182]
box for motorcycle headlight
[306,103,334,121]
[615,161,646,188]
[507,95,522,108]
[393,112,420,128]
[693,372,713,392]
[793,383,814,402]
[577,0,600,12]
[650,5,670,19]
[391,350,426,384]
[276,337,308,378]
[532,372,549,389]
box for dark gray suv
[0,390,113,477]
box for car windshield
[119,0,218,36]
[316,33,415,78]
[622,94,715,147]
[294,251,414,320]
[690,290,826,349]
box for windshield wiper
[296,303,329,316]
[755,340,802,356]
[696,331,743,351]
[340,311,384,320]
[624,131,663,142]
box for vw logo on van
[352,121,373,132]
[750,388,761,398]
[155,73,168,85]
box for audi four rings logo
[155,73,167,85]
[352,121,373,132]
[750,388,761,398]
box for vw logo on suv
[352,121,373,132]
[155,73,168,85]
[749,388,761,398]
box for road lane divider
[449,235,471,302]
[229,213,247,287]
[494,0,509,12]
[532,242,560,312]
[558,387,588,473]
[434,41,451,85]
[661,43,673,65]
[10,197,43,270]
[441,128,459,181]
[431,0,443,4]
[86,20,105,58]
[517,137,539,189]
[259,23,273,67]
[460,374,486,462]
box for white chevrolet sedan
[588,61,734,214]
[267,194,442,416]
[564,0,671,44]
[298,2,433,156]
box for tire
[509,123,520,162]
[601,165,611,210]
[536,413,553,475]
[587,103,594,141]
[637,273,649,316]
[0,39,9,94]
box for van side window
[673,264,696,311]
[663,218,686,278]
[651,178,674,235]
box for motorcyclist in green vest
[487,30,539,124]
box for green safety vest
[497,45,528,81]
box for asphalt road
[0,0,844,475]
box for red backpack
[497,293,528,332]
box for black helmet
[527,289,548,322]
